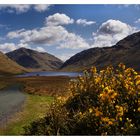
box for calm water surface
[0,85,26,124]
[17,71,83,77]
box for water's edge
[0,84,26,128]
[17,71,83,77]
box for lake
[17,71,83,77]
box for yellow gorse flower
[89,108,93,113]
[116,105,124,116]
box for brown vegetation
[18,76,71,97]
[0,52,27,75]
[0,75,71,97]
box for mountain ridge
[6,47,63,72]
[60,31,140,72]
[0,51,27,74]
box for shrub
[24,64,140,135]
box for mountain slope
[60,31,140,72]
[0,51,27,74]
[6,48,63,72]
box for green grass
[0,82,8,90]
[0,94,54,135]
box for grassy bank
[0,76,70,135]
[0,81,9,90]
[0,94,54,135]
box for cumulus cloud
[56,52,76,61]
[135,18,140,24]
[0,4,51,13]
[17,43,29,49]
[34,4,51,12]
[7,25,90,50]
[35,47,46,52]
[0,43,17,53]
[58,33,90,49]
[92,19,137,47]
[0,5,31,13]
[76,19,96,26]
[7,29,25,39]
[0,42,29,53]
[45,13,74,26]
[6,13,90,52]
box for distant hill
[6,48,63,72]
[0,51,27,75]
[60,31,140,72]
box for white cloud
[76,19,96,26]
[35,47,46,52]
[0,4,52,13]
[0,42,29,53]
[0,5,31,13]
[17,43,29,49]
[56,52,76,61]
[92,19,137,47]
[58,33,90,49]
[7,29,25,39]
[135,18,140,24]
[0,43,17,53]
[34,5,51,12]
[19,26,68,44]
[7,25,90,50]
[45,13,74,26]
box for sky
[0,4,140,61]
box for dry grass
[20,76,71,97]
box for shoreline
[0,85,26,130]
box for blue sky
[0,4,140,61]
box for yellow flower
[91,66,97,74]
[130,124,134,127]
[119,63,126,70]
[111,92,117,99]
[116,105,124,116]
[135,75,140,81]
[136,80,140,86]
[104,86,109,91]
[119,117,122,121]
[102,117,110,122]
[99,92,108,101]
[108,121,113,125]
[89,108,93,113]
[94,108,103,117]
[79,112,82,115]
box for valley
[0,22,140,136]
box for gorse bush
[24,64,140,135]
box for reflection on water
[0,85,25,125]
[17,71,83,77]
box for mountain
[0,51,27,74]
[60,31,140,72]
[6,48,63,72]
